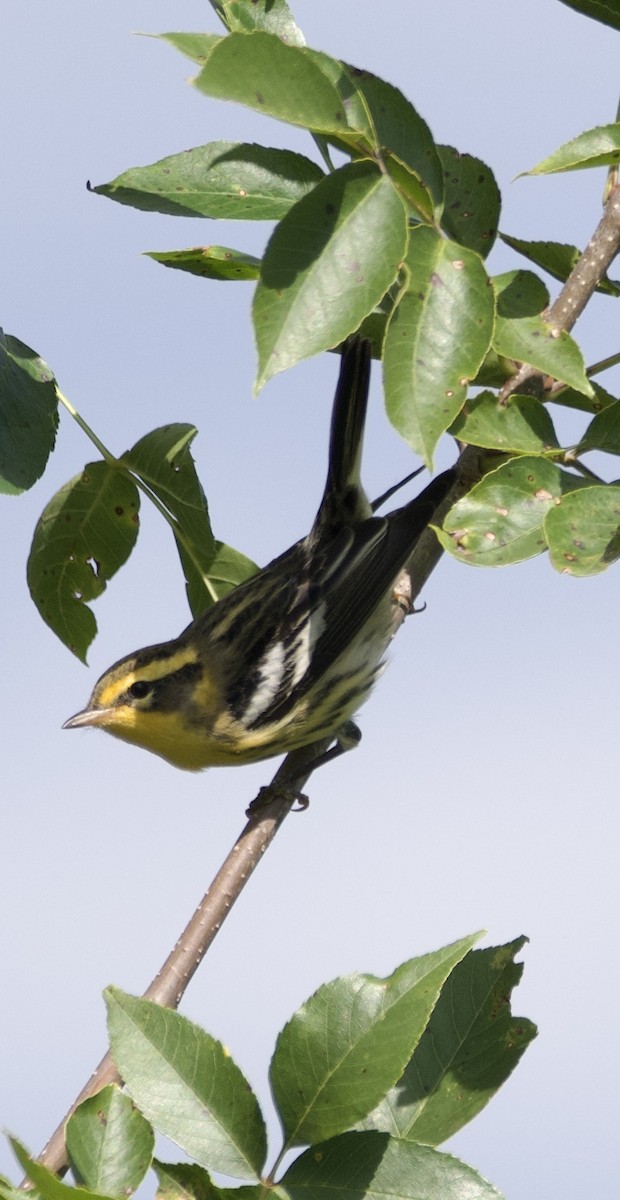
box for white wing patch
[289,599,326,688]
[241,640,286,726]
[240,598,326,727]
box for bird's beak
[63,707,114,729]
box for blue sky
[2,3,619,1199]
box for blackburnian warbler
[64,339,455,770]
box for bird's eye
[128,680,152,700]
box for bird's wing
[243,511,426,730]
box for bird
[63,339,455,772]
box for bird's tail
[314,337,373,535]
[315,337,457,546]
[396,465,457,542]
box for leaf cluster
[4,935,535,1200]
[2,0,620,659]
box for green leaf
[0,1173,36,1200]
[385,157,438,225]
[27,462,140,660]
[154,1160,260,1200]
[92,143,324,221]
[346,68,443,218]
[450,390,560,454]
[556,0,620,30]
[471,347,516,388]
[105,988,267,1181]
[220,0,305,45]
[580,401,620,454]
[492,270,594,398]
[354,309,391,359]
[0,1177,23,1200]
[360,938,536,1145]
[270,933,481,1148]
[545,485,620,575]
[300,49,373,143]
[438,146,501,257]
[198,538,258,598]
[123,426,212,550]
[158,32,223,66]
[154,1162,216,1200]
[383,226,495,468]
[10,1138,113,1200]
[436,456,587,567]
[499,233,620,296]
[122,424,223,616]
[193,33,365,138]
[0,331,58,494]
[526,122,620,174]
[66,1084,154,1196]
[282,1132,503,1200]
[494,267,549,313]
[549,380,617,415]
[178,536,258,618]
[253,160,407,388]
[145,246,260,281]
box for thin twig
[30,182,620,1185]
[33,742,324,1177]
[499,183,620,403]
[31,468,461,1181]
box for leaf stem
[57,387,219,606]
[312,133,336,172]
[56,388,118,465]
[587,350,620,378]
[563,456,605,483]
[119,470,220,606]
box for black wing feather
[248,469,455,728]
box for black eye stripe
[128,680,152,700]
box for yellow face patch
[93,645,201,710]
[103,707,211,769]
[102,706,283,769]
[76,642,244,769]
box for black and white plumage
[64,340,455,770]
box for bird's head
[63,641,211,769]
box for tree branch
[31,471,461,1181]
[30,182,620,1185]
[499,182,620,403]
[32,741,320,1177]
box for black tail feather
[315,338,372,532]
